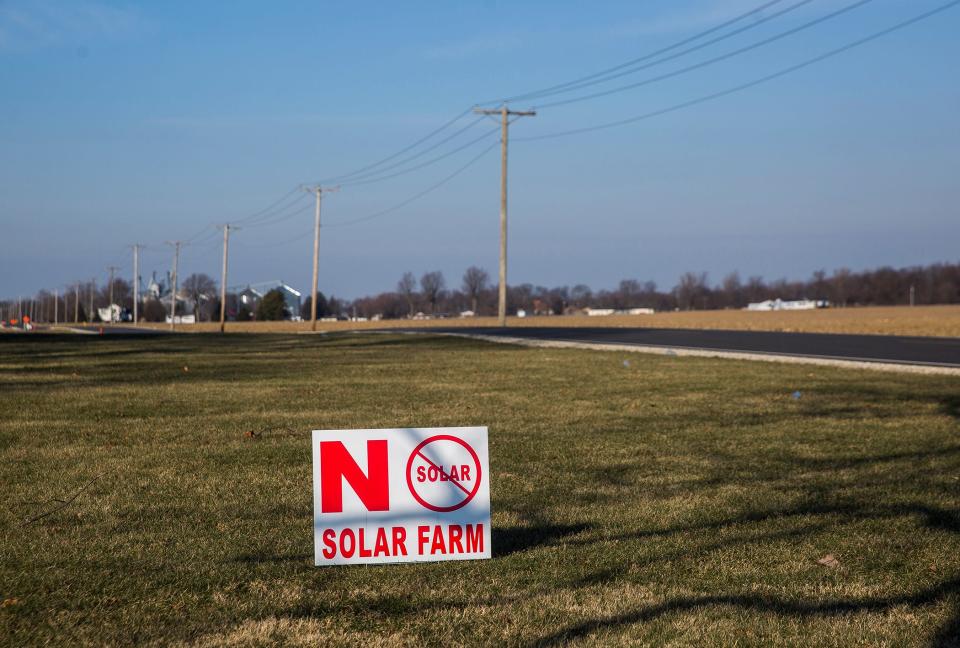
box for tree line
[344,261,960,319]
[3,261,959,323]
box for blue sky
[1,0,958,299]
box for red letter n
[320,440,389,513]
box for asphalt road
[437,327,960,368]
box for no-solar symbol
[405,434,482,512]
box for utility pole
[131,244,142,325]
[166,241,182,331]
[217,225,238,333]
[910,284,916,307]
[107,266,118,323]
[303,185,338,331]
[74,283,80,323]
[473,104,536,327]
[89,278,95,324]
[54,289,59,324]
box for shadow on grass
[531,497,960,645]
[530,576,960,647]
[492,522,594,558]
[941,395,960,421]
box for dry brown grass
[108,304,960,338]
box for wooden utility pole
[304,185,338,331]
[74,283,80,323]
[218,224,237,334]
[54,289,58,324]
[132,244,141,325]
[166,241,182,331]
[107,266,118,323]
[473,104,536,326]
[89,278,95,324]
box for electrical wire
[510,0,816,106]
[310,1,802,188]
[534,0,873,110]
[236,189,311,226]
[236,227,314,250]
[233,184,305,224]
[517,0,960,142]
[241,197,314,230]
[317,106,477,183]
[322,115,488,185]
[482,0,793,105]
[243,138,498,248]
[327,139,499,228]
[339,126,499,187]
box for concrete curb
[440,333,960,376]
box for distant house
[746,299,828,311]
[237,281,302,320]
[531,298,554,316]
[238,287,260,312]
[145,272,194,320]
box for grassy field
[107,304,960,338]
[2,333,959,646]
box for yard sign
[312,426,491,566]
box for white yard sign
[312,426,491,566]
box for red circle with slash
[406,434,482,512]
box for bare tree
[397,272,417,317]
[720,272,742,308]
[98,278,132,309]
[675,272,708,311]
[461,266,489,314]
[570,284,592,309]
[182,273,217,322]
[420,271,445,314]
[618,279,641,308]
[831,268,851,307]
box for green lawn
[2,333,959,646]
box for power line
[322,115,488,185]
[181,184,307,244]
[240,138,500,249]
[187,227,221,246]
[236,227,314,250]
[483,0,793,105]
[534,0,873,110]
[234,184,305,224]
[241,197,313,230]
[327,139,500,228]
[317,106,475,183]
[517,0,960,142]
[236,189,311,226]
[536,0,815,102]
[306,2,803,190]
[339,126,499,187]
